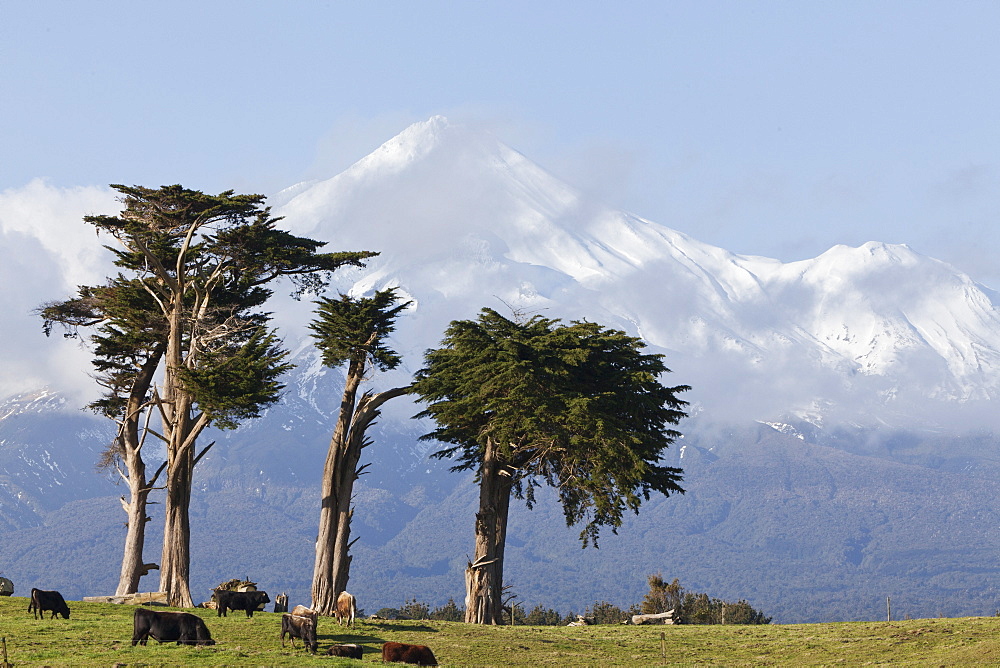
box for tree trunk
[114,345,164,596]
[312,359,364,615]
[325,486,355,603]
[329,446,359,598]
[311,375,410,615]
[157,310,201,608]
[312,443,357,615]
[465,438,512,625]
[116,472,151,596]
[159,438,194,608]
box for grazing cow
[28,588,70,619]
[381,641,438,666]
[280,613,317,653]
[132,607,215,646]
[213,589,270,617]
[328,643,363,659]
[335,591,356,627]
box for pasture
[0,596,999,666]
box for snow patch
[759,422,806,440]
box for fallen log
[82,591,168,605]
[631,609,676,625]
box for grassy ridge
[1,597,999,666]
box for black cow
[28,588,70,619]
[132,607,215,646]
[213,589,270,617]
[280,613,317,653]
[328,643,363,659]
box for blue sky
[3,1,1000,285]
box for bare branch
[192,440,216,468]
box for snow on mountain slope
[274,116,1000,429]
[2,117,998,429]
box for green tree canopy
[308,288,408,371]
[413,307,689,545]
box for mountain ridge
[268,116,1000,430]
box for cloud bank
[0,181,117,401]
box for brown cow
[280,613,317,653]
[290,604,319,624]
[335,591,356,627]
[381,641,437,666]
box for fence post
[2,635,10,668]
[660,631,666,659]
[886,597,891,622]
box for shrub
[587,600,629,624]
[399,598,430,620]
[641,574,684,615]
[524,604,563,626]
[430,598,464,622]
[639,574,771,624]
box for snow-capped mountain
[271,115,1000,430]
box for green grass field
[1,596,999,666]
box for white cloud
[0,180,117,287]
[0,181,118,402]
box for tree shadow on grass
[315,627,438,660]
[352,622,439,633]
[317,632,384,644]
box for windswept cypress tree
[41,184,375,606]
[411,308,689,624]
[307,288,410,615]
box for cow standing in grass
[280,612,318,653]
[132,608,215,646]
[28,588,70,619]
[214,589,270,617]
[335,591,356,627]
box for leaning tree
[410,308,689,624]
[41,184,375,606]
[307,288,411,615]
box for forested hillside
[3,393,999,623]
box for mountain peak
[347,115,454,177]
[816,240,917,265]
